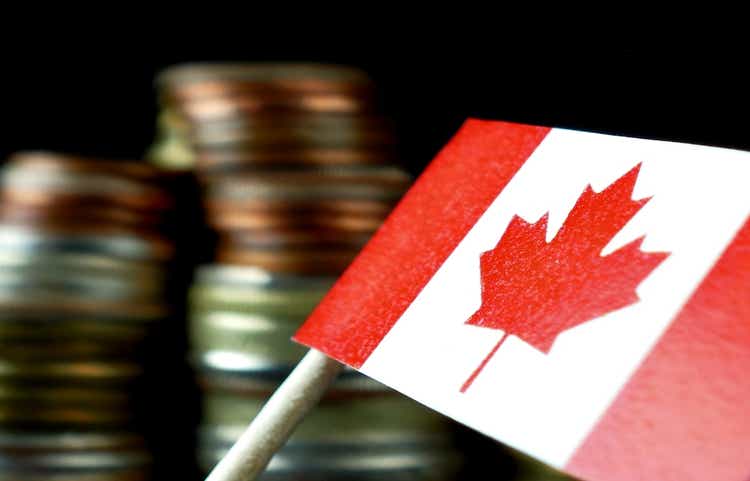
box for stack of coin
[155,63,462,480]
[156,63,411,276]
[189,265,461,481]
[0,152,174,481]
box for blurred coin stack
[155,63,462,480]
[0,152,173,481]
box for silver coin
[0,226,171,262]
[195,359,390,397]
[197,393,461,479]
[0,431,144,451]
[0,273,164,301]
[189,309,303,363]
[0,450,151,471]
[188,283,326,320]
[193,264,336,290]
[0,251,165,282]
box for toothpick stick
[205,349,344,481]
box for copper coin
[159,63,374,95]
[0,404,134,427]
[204,167,411,203]
[206,207,387,233]
[0,165,172,212]
[215,248,357,275]
[0,384,131,407]
[218,228,373,250]
[0,359,141,384]
[159,62,372,83]
[159,64,378,132]
[6,151,168,183]
[0,199,163,230]
[195,146,398,170]
[0,189,169,219]
[174,91,376,122]
[206,197,394,216]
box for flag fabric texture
[294,120,750,481]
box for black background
[3,39,749,173]
[1,35,748,480]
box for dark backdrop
[3,41,749,172]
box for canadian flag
[294,120,750,481]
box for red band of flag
[294,120,551,367]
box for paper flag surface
[294,120,750,481]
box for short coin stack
[189,265,461,481]
[0,152,173,481]
[156,63,463,480]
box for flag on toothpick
[294,120,750,481]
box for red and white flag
[294,120,750,481]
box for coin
[217,229,372,250]
[206,208,388,234]
[0,317,154,343]
[0,270,163,301]
[0,225,173,262]
[189,116,396,149]
[0,405,134,427]
[197,394,461,480]
[0,384,131,406]
[0,293,168,319]
[0,151,173,479]
[159,62,373,86]
[0,430,150,478]
[152,63,466,480]
[0,167,170,212]
[188,281,327,319]
[0,429,152,481]
[193,264,336,289]
[0,200,163,230]
[0,339,144,360]
[189,310,307,368]
[204,167,411,202]
[158,63,376,118]
[214,248,359,275]
[195,362,390,398]
[0,251,165,282]
[195,147,398,171]
[6,151,169,184]
[0,430,145,451]
[0,360,141,384]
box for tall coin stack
[0,152,173,481]
[156,63,463,480]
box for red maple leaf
[461,164,669,392]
